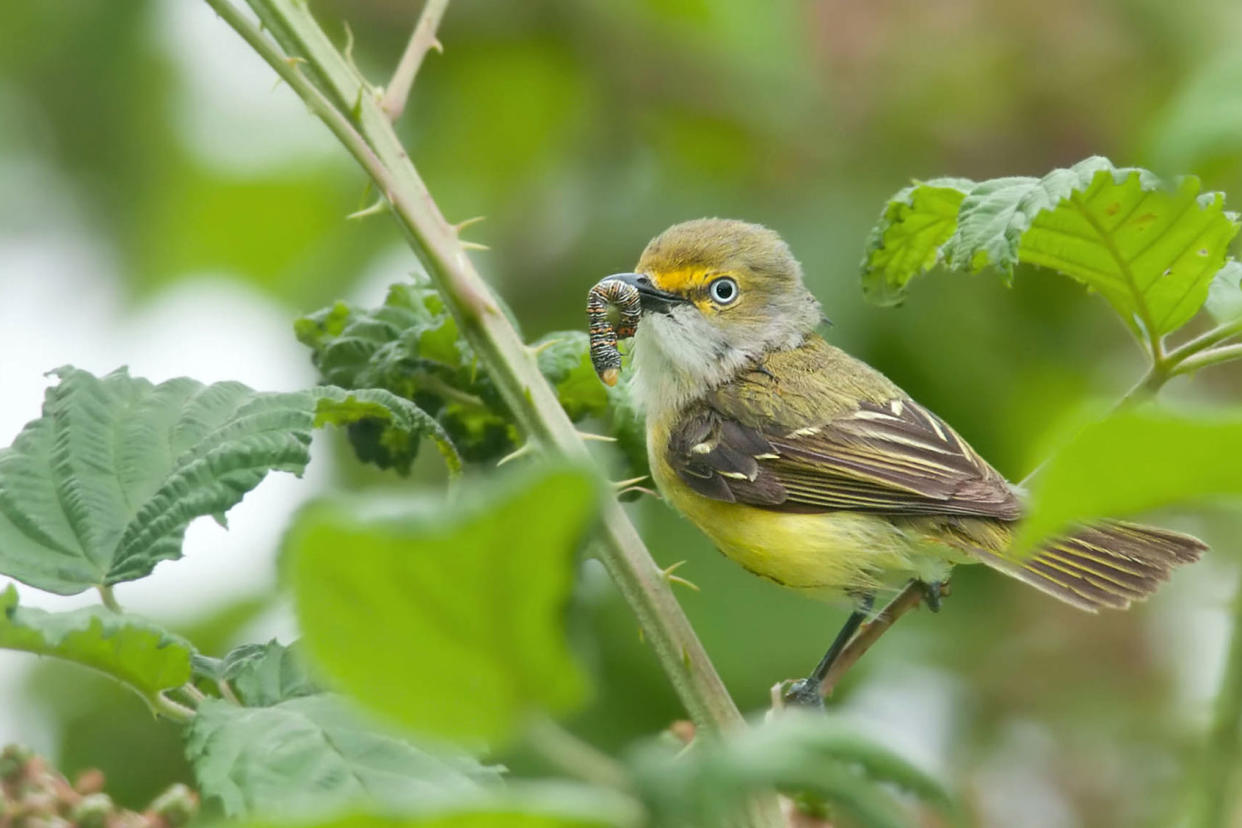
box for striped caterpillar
[586,277,642,386]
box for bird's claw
[780,678,826,711]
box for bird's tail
[975,521,1205,612]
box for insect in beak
[605,272,684,314]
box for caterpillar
[586,277,642,387]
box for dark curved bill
[605,272,685,314]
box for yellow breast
[646,416,953,600]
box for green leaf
[0,584,192,706]
[865,157,1241,338]
[287,465,597,746]
[1206,260,1242,324]
[312,387,462,477]
[219,640,320,707]
[296,283,643,473]
[1016,408,1242,550]
[186,695,501,818]
[0,368,451,594]
[630,712,954,828]
[860,177,972,305]
[234,784,638,827]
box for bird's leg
[919,579,950,613]
[782,593,875,710]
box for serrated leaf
[860,177,973,305]
[0,368,452,594]
[312,388,461,477]
[867,158,1241,338]
[1015,408,1242,550]
[287,465,597,746]
[1206,260,1242,324]
[296,282,643,473]
[186,695,500,818]
[630,712,954,828]
[0,584,192,705]
[219,640,320,707]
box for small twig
[819,583,925,696]
[379,0,448,122]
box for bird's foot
[920,580,950,613]
[780,678,826,711]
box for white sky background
[0,4,1232,822]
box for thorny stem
[203,4,780,824]
[379,0,447,122]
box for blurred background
[4,1,1242,825]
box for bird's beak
[607,272,685,314]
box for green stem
[97,585,122,613]
[1172,343,1242,377]
[153,693,196,724]
[1189,578,1242,826]
[1165,319,1242,367]
[202,7,780,824]
[526,718,631,792]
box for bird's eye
[709,277,739,305]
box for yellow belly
[648,425,963,601]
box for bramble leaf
[864,157,1240,339]
[287,465,596,746]
[219,640,320,707]
[860,177,972,305]
[0,584,192,706]
[1206,260,1242,324]
[630,711,955,828]
[0,368,452,594]
[1016,408,1242,550]
[186,695,500,818]
[296,281,644,473]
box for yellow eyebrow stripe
[650,267,710,294]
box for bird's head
[610,219,823,408]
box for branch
[379,0,447,122]
[200,8,779,824]
[819,583,925,696]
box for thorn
[284,56,308,68]
[347,198,389,221]
[454,215,487,233]
[342,20,356,67]
[612,475,649,490]
[578,431,617,443]
[460,241,490,252]
[617,485,660,499]
[497,442,532,466]
[660,560,700,592]
[430,37,444,54]
[528,338,563,357]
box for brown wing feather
[665,397,1021,520]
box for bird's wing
[665,396,1022,520]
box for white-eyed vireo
[601,218,1205,706]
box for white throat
[629,305,804,415]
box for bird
[604,217,1206,707]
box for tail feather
[976,521,1206,612]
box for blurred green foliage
[5,0,1242,825]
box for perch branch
[200,9,782,826]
